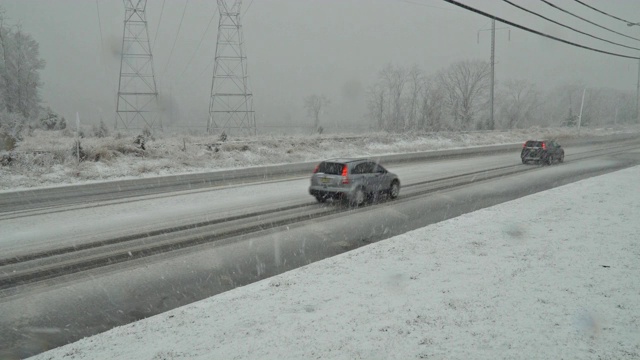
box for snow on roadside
[2,126,636,190]
[31,166,640,360]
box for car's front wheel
[388,180,400,199]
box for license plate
[321,177,330,184]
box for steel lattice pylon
[116,0,159,130]
[208,0,256,136]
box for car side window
[373,164,385,173]
[352,163,366,175]
[363,162,376,173]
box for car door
[354,162,372,192]
[370,163,388,192]
[351,162,369,190]
[552,141,562,157]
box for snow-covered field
[1,126,635,190]
[30,165,640,360]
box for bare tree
[381,64,408,132]
[435,59,490,130]
[366,63,409,132]
[419,77,446,131]
[304,94,330,132]
[367,83,386,131]
[405,64,423,131]
[497,79,540,129]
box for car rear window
[317,162,345,175]
[525,141,543,147]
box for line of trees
[366,61,636,132]
[367,61,492,132]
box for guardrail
[1,132,638,208]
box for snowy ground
[2,126,635,190]
[30,165,640,360]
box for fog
[2,0,639,132]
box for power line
[244,0,255,16]
[440,0,639,59]
[399,0,467,13]
[95,0,104,51]
[540,0,640,43]
[573,0,636,26]
[501,0,640,52]
[152,0,166,50]
[178,7,218,79]
[162,1,189,74]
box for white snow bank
[31,166,640,360]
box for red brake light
[313,164,319,173]
[541,142,547,150]
[341,165,349,184]
[523,142,527,148]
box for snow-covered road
[25,165,640,360]
[2,150,524,257]
[0,143,622,258]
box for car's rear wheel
[350,187,365,207]
[521,158,527,164]
[558,153,564,163]
[315,195,326,203]
[389,180,400,199]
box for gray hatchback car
[309,158,400,206]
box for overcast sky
[2,0,640,133]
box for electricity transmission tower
[116,0,160,131]
[208,0,256,136]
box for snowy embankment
[31,165,640,360]
[2,126,635,190]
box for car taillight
[541,142,546,150]
[313,164,319,173]
[523,142,527,148]
[341,165,349,184]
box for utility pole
[578,88,586,136]
[116,0,159,131]
[208,0,256,136]
[490,19,495,130]
[76,113,80,164]
[636,59,640,122]
[627,23,640,123]
[478,22,509,130]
